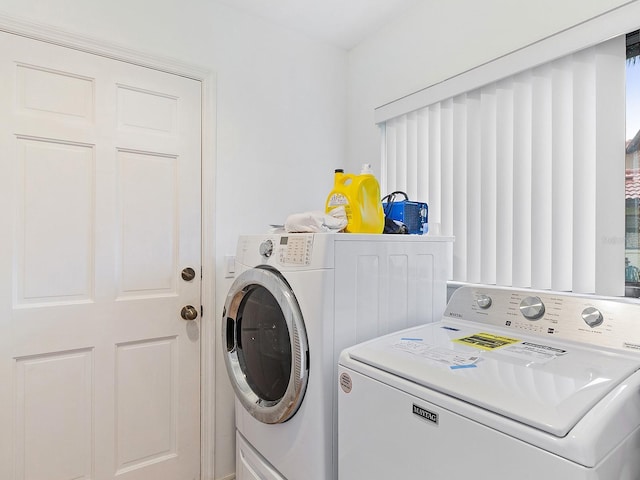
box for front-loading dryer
[222,233,453,480]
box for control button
[519,296,545,320]
[259,240,274,258]
[582,307,604,328]
[476,294,492,309]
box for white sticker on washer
[392,340,480,368]
[497,342,567,364]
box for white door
[0,31,202,480]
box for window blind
[381,36,625,296]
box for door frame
[0,13,217,480]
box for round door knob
[181,267,196,282]
[181,305,198,321]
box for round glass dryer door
[223,266,309,424]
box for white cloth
[284,206,347,233]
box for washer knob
[476,294,492,309]
[582,307,604,328]
[259,240,274,258]
[519,296,545,320]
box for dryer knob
[519,296,545,320]
[259,240,274,258]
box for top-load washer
[338,285,640,480]
[222,233,453,480]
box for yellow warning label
[453,332,520,350]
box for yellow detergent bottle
[325,164,384,233]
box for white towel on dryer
[284,206,347,233]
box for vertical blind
[381,36,625,296]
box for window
[378,26,631,296]
[626,30,640,297]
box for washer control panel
[447,286,640,352]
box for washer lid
[345,322,640,437]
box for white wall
[5,0,636,476]
[0,1,347,478]
[346,0,634,182]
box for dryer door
[223,266,309,424]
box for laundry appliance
[338,285,640,479]
[222,233,453,480]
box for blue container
[382,196,428,234]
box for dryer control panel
[276,235,314,266]
[444,286,640,353]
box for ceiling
[214,0,422,50]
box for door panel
[15,349,93,480]
[115,338,177,473]
[0,31,201,480]
[119,150,177,295]
[16,137,94,304]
